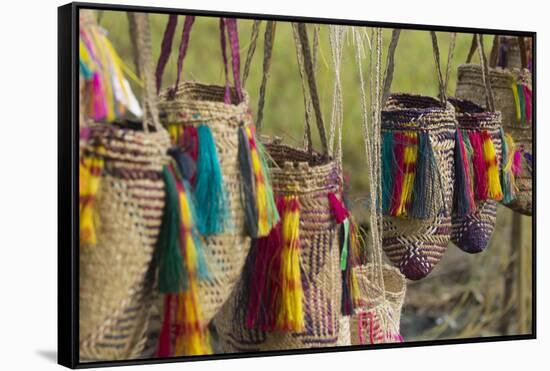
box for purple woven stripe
[226,18,243,102]
[172,16,195,96]
[155,14,178,93]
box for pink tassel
[513,149,523,176]
[522,85,532,123]
[468,132,488,200]
[91,72,107,120]
[328,192,349,224]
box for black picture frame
[58,2,537,369]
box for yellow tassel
[172,189,212,356]
[482,131,503,201]
[504,133,518,193]
[397,132,418,216]
[246,126,269,236]
[79,154,104,246]
[277,195,304,331]
[511,82,522,122]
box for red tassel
[156,294,175,357]
[328,192,349,224]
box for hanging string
[329,25,346,167]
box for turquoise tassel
[381,132,394,214]
[194,125,230,235]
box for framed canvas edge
[57,1,537,369]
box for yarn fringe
[79,151,105,246]
[453,130,476,216]
[500,129,518,204]
[382,130,439,219]
[276,196,304,331]
[194,125,231,235]
[156,164,211,357]
[238,125,280,238]
[481,130,503,201]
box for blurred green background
[90,10,533,342]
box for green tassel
[157,166,187,293]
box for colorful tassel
[328,192,350,224]
[79,153,104,246]
[511,82,522,123]
[194,125,230,235]
[453,130,476,216]
[156,164,211,357]
[276,196,304,331]
[512,149,523,176]
[157,166,187,293]
[238,125,280,238]
[238,127,259,238]
[256,139,280,232]
[468,131,488,200]
[381,132,395,214]
[522,85,533,123]
[411,132,438,219]
[156,294,175,357]
[500,129,517,204]
[481,130,503,201]
[245,197,285,330]
[388,132,406,216]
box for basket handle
[155,16,244,104]
[292,23,329,156]
[127,12,163,133]
[242,20,263,88]
[382,30,454,107]
[465,34,496,112]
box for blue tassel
[168,147,196,181]
[381,132,395,214]
[194,125,230,235]
[410,132,437,219]
[182,178,210,281]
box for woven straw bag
[213,22,344,351]
[455,35,532,216]
[155,16,254,324]
[349,28,406,345]
[380,31,456,281]
[449,98,503,254]
[79,13,170,361]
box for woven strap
[382,29,401,105]
[242,20,262,88]
[382,30,453,107]
[127,12,162,132]
[471,35,529,70]
[430,31,456,106]
[293,23,329,156]
[155,16,243,103]
[465,34,496,111]
[256,21,276,131]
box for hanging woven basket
[154,16,275,327]
[455,35,532,216]
[213,23,345,351]
[449,97,504,254]
[381,94,456,280]
[79,13,170,361]
[350,264,406,345]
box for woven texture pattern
[382,94,456,281]
[449,98,502,254]
[455,64,532,215]
[80,125,169,361]
[350,264,406,345]
[159,81,252,323]
[213,140,343,351]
